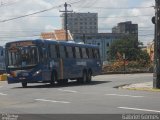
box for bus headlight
[33,70,42,77]
[10,71,17,77]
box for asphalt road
[0,73,160,119]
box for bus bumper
[7,76,43,84]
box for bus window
[82,48,88,59]
[7,46,39,68]
[1,50,3,56]
[75,47,81,58]
[59,46,67,59]
[93,49,100,58]
[86,48,89,58]
[87,48,93,58]
[66,46,73,58]
[72,47,76,58]
[8,52,15,65]
[50,45,57,58]
[97,49,100,58]
[56,45,60,58]
[41,48,48,61]
[30,47,39,64]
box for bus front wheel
[22,82,27,88]
[77,71,87,84]
[87,71,92,83]
[82,71,87,83]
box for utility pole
[123,53,126,74]
[153,0,160,88]
[60,2,73,41]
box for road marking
[35,99,70,104]
[58,89,78,93]
[0,93,7,96]
[105,94,144,98]
[118,107,160,113]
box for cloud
[0,0,60,45]
[0,0,155,46]
[73,0,154,45]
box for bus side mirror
[152,16,155,24]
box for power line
[77,6,153,9]
[0,34,40,39]
[1,14,153,21]
[0,0,83,23]
[0,7,154,22]
[0,28,153,33]
[0,0,22,8]
[0,33,154,38]
[0,7,60,23]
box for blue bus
[5,39,102,87]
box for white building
[73,33,128,63]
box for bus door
[41,47,51,81]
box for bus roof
[5,39,99,49]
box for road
[0,73,160,119]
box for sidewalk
[120,82,160,92]
[0,81,6,85]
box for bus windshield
[7,46,39,68]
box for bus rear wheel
[50,73,56,86]
[57,79,68,85]
[22,82,27,88]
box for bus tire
[63,79,68,84]
[87,70,92,83]
[57,79,68,85]
[50,72,56,86]
[77,71,87,84]
[77,78,81,83]
[22,82,27,88]
[81,71,87,84]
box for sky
[0,0,155,46]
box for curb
[102,71,153,75]
[121,87,160,92]
[0,81,6,85]
[118,82,160,92]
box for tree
[108,36,150,64]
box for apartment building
[61,12,98,34]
